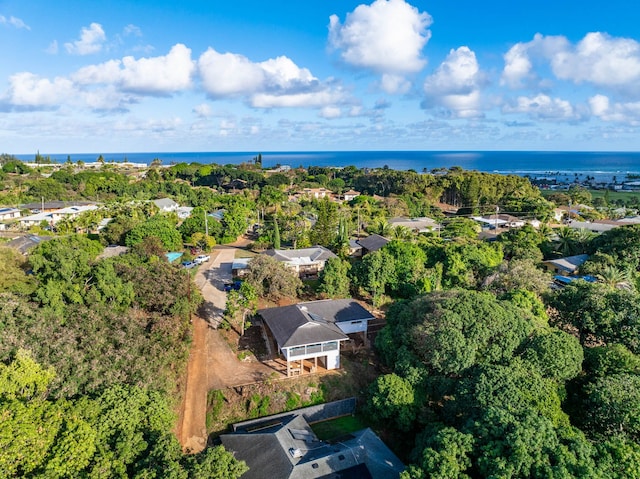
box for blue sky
[2,0,640,154]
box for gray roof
[220,410,404,479]
[545,254,589,273]
[264,246,337,264]
[356,234,389,253]
[258,300,373,349]
[259,304,348,349]
[152,198,178,209]
[389,216,439,231]
[4,235,51,254]
[21,200,97,210]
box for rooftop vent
[289,448,303,458]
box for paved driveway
[196,247,235,328]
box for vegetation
[3,158,640,477]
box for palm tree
[391,225,412,240]
[597,265,632,290]
[554,227,577,256]
[573,227,596,253]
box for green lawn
[541,189,640,205]
[310,415,367,441]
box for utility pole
[204,209,209,238]
[495,206,499,233]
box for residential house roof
[264,246,337,266]
[568,220,620,233]
[258,299,373,349]
[389,216,439,232]
[220,407,404,479]
[544,254,589,274]
[259,304,348,349]
[152,198,178,210]
[21,200,97,211]
[4,235,51,254]
[356,234,390,253]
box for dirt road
[178,245,276,452]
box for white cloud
[380,74,411,94]
[123,24,142,37]
[552,32,640,88]
[193,103,212,118]
[502,93,579,120]
[198,48,346,109]
[423,46,483,118]
[251,90,346,109]
[198,49,266,96]
[73,44,195,94]
[0,15,30,30]
[328,0,431,73]
[320,106,342,119]
[65,23,106,55]
[502,32,640,94]
[6,72,75,106]
[589,94,640,124]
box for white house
[258,299,375,377]
[18,205,98,228]
[152,198,179,213]
[389,216,440,233]
[264,246,337,278]
[0,208,21,221]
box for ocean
[16,150,640,184]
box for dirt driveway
[178,245,279,453]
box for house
[152,198,178,213]
[348,239,363,257]
[258,299,375,377]
[568,220,622,234]
[220,400,405,479]
[0,207,21,221]
[21,200,97,213]
[232,257,252,277]
[356,234,390,255]
[18,205,98,228]
[472,214,525,229]
[389,216,440,233]
[342,189,361,201]
[301,188,331,200]
[4,235,51,254]
[222,178,249,191]
[543,254,589,276]
[264,246,337,278]
[177,206,193,219]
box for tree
[309,198,338,247]
[383,290,533,376]
[0,247,35,294]
[522,330,584,381]
[365,373,416,431]
[272,216,281,249]
[125,215,183,251]
[582,374,640,441]
[244,254,302,300]
[410,426,473,479]
[547,281,640,352]
[441,218,480,240]
[484,259,552,297]
[318,257,351,298]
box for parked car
[223,281,242,292]
[182,261,196,269]
[193,254,210,264]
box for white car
[193,254,210,264]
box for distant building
[264,246,337,278]
[4,235,52,255]
[543,254,589,276]
[568,220,622,234]
[342,189,361,201]
[301,188,331,200]
[389,216,440,233]
[18,205,98,228]
[0,207,21,221]
[356,234,390,255]
[152,198,178,213]
[472,214,525,229]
